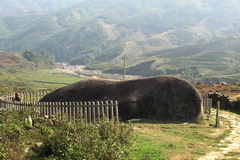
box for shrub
[0,111,27,160]
[0,110,134,160]
[36,118,133,160]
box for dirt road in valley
[56,63,141,80]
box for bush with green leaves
[0,109,134,160]
[36,118,133,160]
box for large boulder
[40,76,203,122]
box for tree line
[22,50,55,68]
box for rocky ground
[195,83,240,100]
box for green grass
[129,117,231,159]
[16,69,82,84]
[224,152,240,157]
[0,69,82,96]
[216,129,232,143]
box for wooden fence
[1,91,51,103]
[202,93,213,114]
[0,92,119,123]
[0,91,212,122]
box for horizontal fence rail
[0,92,119,123]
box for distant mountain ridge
[1,0,240,83]
[0,0,85,17]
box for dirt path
[198,110,240,160]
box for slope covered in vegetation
[1,0,240,83]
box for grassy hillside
[0,50,55,69]
[0,51,36,72]
[1,0,240,62]
[0,69,82,96]
[1,0,240,84]
[98,35,240,84]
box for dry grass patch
[195,83,240,100]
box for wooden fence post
[34,102,39,118]
[72,102,76,120]
[42,102,46,117]
[64,102,68,119]
[87,101,92,123]
[68,102,72,120]
[96,101,100,122]
[92,101,96,123]
[110,101,114,121]
[215,101,220,127]
[33,92,36,102]
[115,101,119,122]
[36,92,39,102]
[101,101,104,119]
[30,92,33,103]
[58,102,62,119]
[105,101,109,120]
[84,102,88,122]
[79,102,83,119]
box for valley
[1,0,240,84]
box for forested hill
[1,0,240,83]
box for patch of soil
[0,52,19,66]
